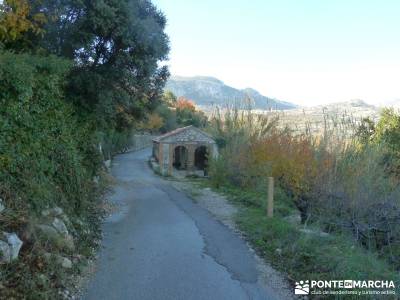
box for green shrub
[0,50,104,298]
[0,51,101,216]
[236,207,399,297]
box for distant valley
[166,76,382,133]
[260,99,381,133]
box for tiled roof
[152,125,215,143]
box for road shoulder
[169,179,295,300]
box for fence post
[267,177,274,218]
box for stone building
[152,126,218,176]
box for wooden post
[267,177,274,218]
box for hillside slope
[166,76,297,110]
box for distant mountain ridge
[165,76,297,110]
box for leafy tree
[372,108,400,178]
[356,117,376,144]
[176,97,196,111]
[0,0,46,50]
[374,109,400,151]
[175,96,208,127]
[155,102,177,132]
[163,90,177,106]
[22,0,170,130]
[140,112,164,133]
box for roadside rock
[58,256,72,269]
[93,176,100,185]
[5,233,23,260]
[0,232,23,262]
[0,198,5,213]
[37,207,76,251]
[36,224,75,251]
[299,228,329,238]
[104,160,111,170]
[0,240,11,263]
[43,253,73,268]
[42,206,63,217]
[63,234,75,251]
[37,224,60,239]
[52,218,69,235]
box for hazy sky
[153,0,400,106]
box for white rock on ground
[0,232,23,262]
[52,218,69,235]
[299,228,329,237]
[104,160,111,169]
[0,240,11,263]
[93,176,100,185]
[58,256,72,269]
[0,198,5,213]
[43,253,72,268]
[42,206,63,217]
[5,233,23,260]
[36,224,75,251]
[37,224,59,238]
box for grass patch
[206,183,400,298]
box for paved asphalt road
[82,148,279,300]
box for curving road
[82,148,279,300]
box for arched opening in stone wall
[194,146,208,170]
[173,146,188,170]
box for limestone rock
[104,160,111,169]
[0,232,23,262]
[299,228,329,238]
[58,256,72,269]
[0,198,4,213]
[37,224,59,239]
[5,233,23,260]
[43,253,72,268]
[41,207,63,217]
[52,218,69,235]
[36,225,75,251]
[0,240,11,263]
[63,234,75,251]
[43,252,52,262]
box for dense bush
[0,0,171,296]
[142,92,209,133]
[0,52,102,214]
[208,106,400,270]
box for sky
[153,0,400,106]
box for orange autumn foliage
[175,97,196,111]
[250,133,314,195]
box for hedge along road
[82,148,280,300]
